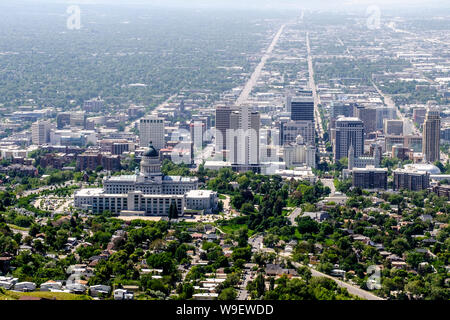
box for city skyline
[0,0,448,305]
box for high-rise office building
[56,112,71,129]
[282,120,315,146]
[413,107,427,126]
[228,106,260,167]
[442,127,450,142]
[422,108,441,163]
[330,102,355,119]
[139,116,165,150]
[32,120,51,145]
[289,96,314,122]
[215,106,233,158]
[334,117,364,162]
[190,120,206,149]
[384,119,403,136]
[70,111,87,128]
[376,107,396,131]
[385,135,423,153]
[354,106,377,135]
[285,96,292,113]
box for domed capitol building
[74,143,216,216]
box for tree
[218,287,237,300]
[168,202,179,220]
[263,234,279,248]
[146,252,176,275]
[235,227,248,247]
[241,203,255,215]
[254,273,266,298]
[231,246,252,262]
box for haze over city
[0,0,448,306]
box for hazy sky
[17,0,450,8]
[6,0,450,13]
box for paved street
[320,178,336,196]
[236,24,286,106]
[288,207,302,226]
[20,180,75,198]
[237,273,251,300]
[292,262,384,300]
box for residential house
[14,282,37,292]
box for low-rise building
[185,190,218,213]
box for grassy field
[0,290,92,300]
[218,223,255,237]
[7,224,29,231]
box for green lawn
[217,222,255,237]
[7,224,29,231]
[0,290,92,300]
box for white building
[49,129,97,146]
[139,116,165,149]
[282,120,315,145]
[114,289,134,300]
[32,120,51,145]
[228,106,260,166]
[283,135,316,169]
[74,143,199,216]
[348,144,381,169]
[14,282,36,292]
[274,167,317,183]
[185,190,218,213]
[40,281,62,291]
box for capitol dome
[140,142,162,178]
[143,142,159,158]
[404,163,441,175]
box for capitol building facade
[74,143,201,216]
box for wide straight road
[371,80,417,135]
[125,93,177,133]
[235,24,286,106]
[306,32,329,164]
[306,32,323,139]
[320,178,336,196]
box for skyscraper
[376,107,396,131]
[330,102,355,119]
[282,120,315,145]
[32,120,51,145]
[354,106,377,135]
[413,107,427,126]
[139,116,165,150]
[422,108,441,163]
[334,117,364,162]
[289,96,315,122]
[56,112,71,129]
[215,105,233,159]
[70,111,87,128]
[228,106,260,167]
[384,119,403,136]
